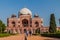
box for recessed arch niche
[35,21,39,27]
[22,19,28,27]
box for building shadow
[25,36,27,40]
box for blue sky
[0,0,60,26]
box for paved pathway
[0,34,60,40]
[27,35,60,40]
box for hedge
[41,33,60,38]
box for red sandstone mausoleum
[5,8,60,34]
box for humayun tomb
[5,8,60,34]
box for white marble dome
[19,8,32,15]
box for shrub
[41,33,60,38]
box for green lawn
[0,33,11,37]
[0,33,19,37]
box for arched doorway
[35,21,39,27]
[12,21,15,27]
[24,29,28,36]
[35,28,40,34]
[29,30,32,35]
[22,19,28,27]
[24,29,27,33]
[28,29,32,35]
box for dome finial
[24,5,27,8]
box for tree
[49,13,56,33]
[0,20,6,33]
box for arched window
[12,21,15,27]
[22,19,28,27]
[20,29,22,33]
[35,21,39,27]
[18,25,20,27]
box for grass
[0,33,11,37]
[0,33,18,37]
[32,33,40,36]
